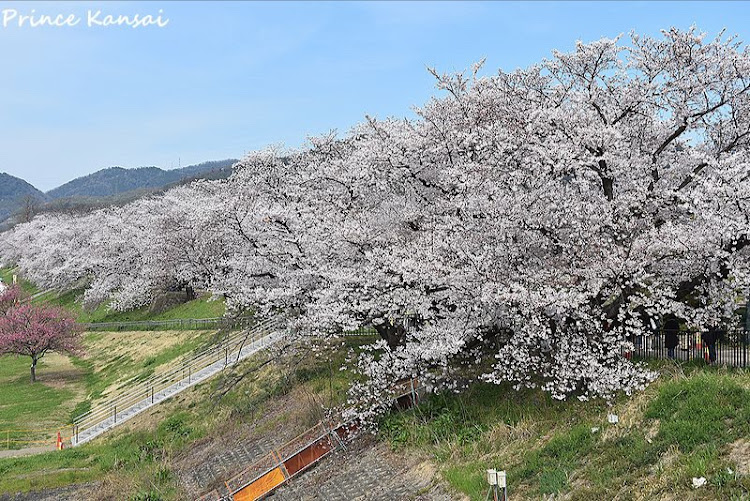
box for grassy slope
[0,354,84,443]
[2,337,749,500]
[68,329,221,419]
[382,361,750,500]
[41,289,225,323]
[0,268,38,296]
[0,335,370,498]
[0,329,219,445]
[0,268,228,446]
[0,267,226,323]
[2,268,748,499]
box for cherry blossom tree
[2,27,750,413]
[219,27,750,407]
[0,286,81,382]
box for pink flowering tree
[0,287,81,383]
[0,284,21,313]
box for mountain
[40,161,236,214]
[0,160,238,231]
[46,159,237,200]
[0,172,48,223]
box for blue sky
[2,1,750,191]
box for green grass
[69,329,220,417]
[0,335,377,498]
[0,410,202,496]
[3,274,748,500]
[0,267,39,296]
[645,374,750,451]
[2,267,226,324]
[40,289,225,324]
[0,356,79,443]
[515,424,597,494]
[0,269,232,450]
[4,334,746,500]
[381,365,750,500]
[0,328,222,450]
[380,382,604,499]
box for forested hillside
[0,160,237,229]
[0,172,48,223]
[45,159,237,200]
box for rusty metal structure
[195,379,421,501]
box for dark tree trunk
[30,355,37,383]
[185,285,196,301]
[373,322,407,349]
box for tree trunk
[30,355,37,383]
[185,285,196,301]
[373,322,407,349]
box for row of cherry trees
[2,28,750,408]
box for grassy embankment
[0,334,368,499]
[1,267,749,499]
[2,336,749,500]
[0,268,227,448]
[382,360,750,500]
[38,288,225,324]
[0,268,38,296]
[1,318,749,500]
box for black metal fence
[628,327,750,367]
[80,316,254,332]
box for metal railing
[80,316,254,332]
[72,317,284,444]
[628,327,750,367]
[210,379,421,501]
[224,421,336,495]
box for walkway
[72,324,285,446]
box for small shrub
[158,413,193,440]
[130,490,163,501]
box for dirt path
[0,445,54,459]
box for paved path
[72,330,284,446]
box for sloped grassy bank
[382,360,750,500]
[0,336,370,499]
[1,312,748,500]
[0,274,750,501]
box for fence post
[113,406,117,424]
[151,386,154,404]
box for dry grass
[85,329,204,366]
[84,329,214,399]
[728,439,750,476]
